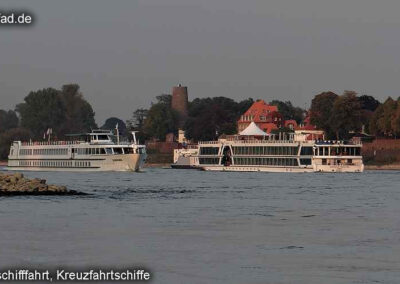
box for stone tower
[171,84,188,128]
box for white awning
[239,122,269,136]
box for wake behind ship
[7,130,147,172]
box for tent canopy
[239,122,269,136]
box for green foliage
[330,91,362,139]
[127,108,148,130]
[357,95,381,133]
[391,101,400,136]
[143,95,178,141]
[0,110,19,133]
[155,94,172,105]
[358,95,380,112]
[59,84,97,135]
[16,88,66,138]
[15,84,97,139]
[369,97,397,137]
[269,100,305,124]
[0,128,32,160]
[127,108,148,142]
[101,117,127,137]
[310,91,339,139]
[185,97,253,141]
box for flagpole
[116,124,120,145]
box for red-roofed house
[284,119,298,130]
[237,100,283,133]
[294,112,325,140]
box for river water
[0,168,399,284]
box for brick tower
[171,84,189,128]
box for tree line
[1,83,400,160]
[127,96,306,142]
[308,91,400,139]
[129,90,398,142]
[0,84,97,159]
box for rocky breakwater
[0,172,86,196]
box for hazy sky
[2,0,400,124]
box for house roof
[239,122,269,136]
[240,100,278,122]
[284,120,298,127]
[258,123,278,133]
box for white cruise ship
[7,130,147,172]
[172,122,364,173]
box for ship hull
[201,165,314,172]
[7,154,147,172]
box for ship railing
[21,141,85,146]
[186,144,198,149]
[198,139,299,144]
[314,140,362,146]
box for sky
[2,0,400,124]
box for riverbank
[365,164,400,170]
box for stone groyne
[0,172,86,196]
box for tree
[270,100,305,124]
[144,102,177,140]
[358,95,380,112]
[330,91,362,139]
[142,94,178,141]
[185,97,252,141]
[310,91,339,138]
[391,100,400,136]
[127,108,148,130]
[59,84,97,134]
[237,98,254,115]
[358,95,381,133]
[15,88,66,138]
[377,98,397,136]
[155,94,172,105]
[369,104,384,136]
[15,84,97,139]
[0,128,32,160]
[101,117,127,137]
[369,97,397,137]
[127,108,148,141]
[0,110,19,133]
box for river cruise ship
[172,122,364,173]
[7,130,147,172]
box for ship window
[300,147,313,156]
[199,158,219,165]
[300,158,312,165]
[98,135,109,140]
[114,148,123,155]
[105,148,113,155]
[200,147,219,155]
[125,148,134,154]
